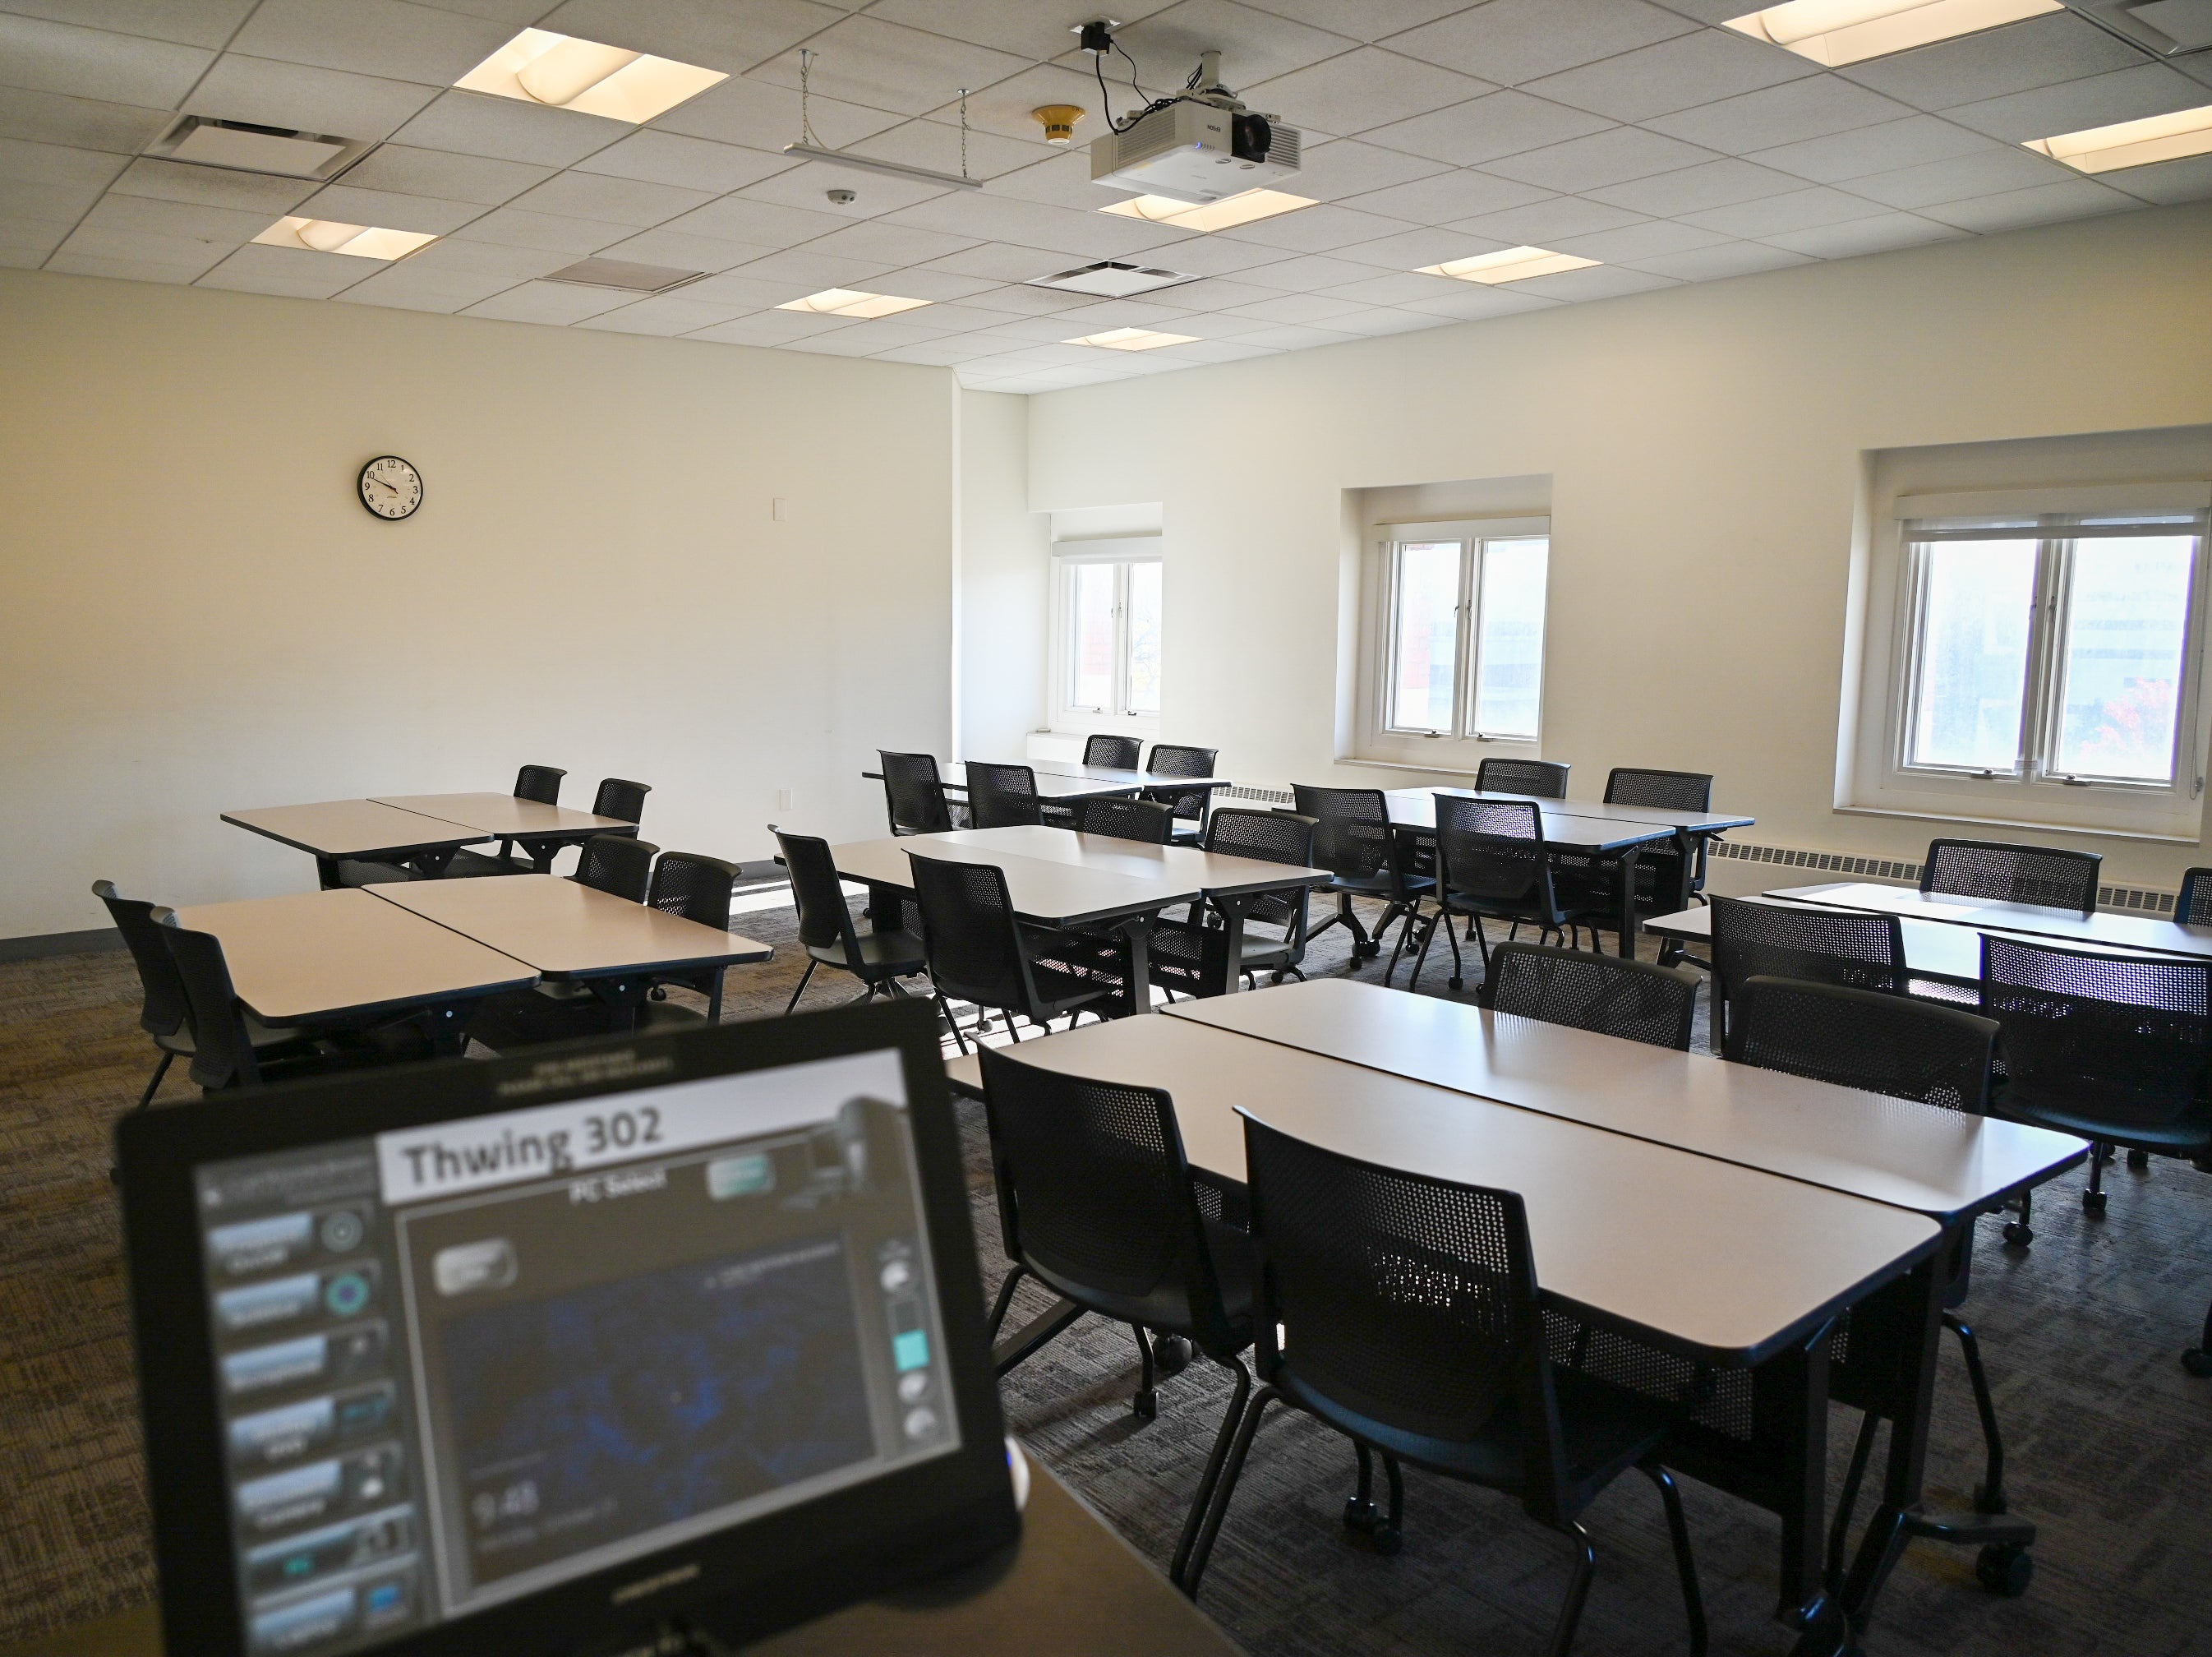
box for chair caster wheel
[2127,1148,2150,1170]
[1369,1523,1402,1557]
[1343,1497,1378,1533]
[1973,1481,2007,1516]
[1976,1544,2032,1597]
[1447,976,1463,991]
[1131,1388,1158,1421]
[2002,1221,2034,1248]
[2182,1348,2212,1378]
[1355,942,1380,958]
[2082,1189,2108,1217]
[1150,1334,1192,1377]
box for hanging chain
[798,48,818,146]
[958,86,970,180]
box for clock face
[358,455,423,520]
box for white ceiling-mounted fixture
[776,288,933,318]
[146,116,373,180]
[253,217,437,259]
[1724,0,2063,66]
[1026,261,1196,298]
[546,258,708,293]
[1064,327,1198,350]
[1098,188,1314,232]
[780,51,984,191]
[1089,49,1302,204]
[1417,247,1601,284]
[456,30,727,123]
[2066,0,2212,56]
[2025,103,2212,168]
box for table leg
[1117,914,1156,1013]
[1657,832,1697,967]
[864,879,906,935]
[411,847,459,879]
[1616,847,1643,958]
[1757,1321,1838,1641]
[1837,1255,1950,1627]
[1217,896,1250,995]
[315,857,342,891]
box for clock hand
[366,475,399,496]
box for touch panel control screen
[192,1050,958,1656]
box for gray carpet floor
[2,891,2210,1655]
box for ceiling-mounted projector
[1087,47,1302,205]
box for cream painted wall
[0,269,957,939]
[1025,201,2212,890]
[954,388,1047,761]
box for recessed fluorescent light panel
[254,217,436,259]
[1064,327,1199,351]
[457,30,727,123]
[1417,247,1599,284]
[1099,189,1315,233]
[2025,104,2212,172]
[1027,261,1196,298]
[776,288,932,319]
[1723,0,2062,67]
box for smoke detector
[1025,261,1196,298]
[147,115,373,180]
[1033,104,1085,144]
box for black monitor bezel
[118,999,1017,1657]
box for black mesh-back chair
[1477,758,1569,798]
[1726,976,2037,1540]
[1078,796,1173,842]
[592,777,651,825]
[978,1046,1256,1585]
[574,834,657,902]
[1292,785,1434,969]
[1146,744,1219,845]
[514,763,565,804]
[908,852,1116,1050]
[1924,838,2099,915]
[1979,935,2212,1375]
[776,830,927,1013]
[1184,1119,1707,1655]
[150,912,402,1091]
[2177,867,2212,925]
[1482,943,1697,1050]
[1083,734,1142,768]
[879,750,956,835]
[1707,895,1903,1049]
[1151,811,1318,998]
[1605,768,1717,913]
[965,761,1044,829]
[636,852,740,1027]
[1412,796,1592,994]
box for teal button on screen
[892,1330,929,1372]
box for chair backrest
[1290,786,1397,885]
[878,750,952,835]
[1708,895,1902,1001]
[151,909,258,1088]
[965,762,1043,829]
[1078,796,1173,842]
[1727,976,1995,1114]
[1980,934,2212,1127]
[1923,838,2099,915]
[574,834,657,901]
[1082,734,1142,769]
[513,764,565,804]
[1481,943,1697,1051]
[1604,768,1713,811]
[1434,794,1555,915]
[647,851,736,928]
[1475,758,1569,798]
[1243,1116,1568,1518]
[2179,867,2212,927]
[978,1046,1233,1349]
[1204,810,1318,932]
[94,879,191,1041]
[1147,744,1219,821]
[776,831,866,962]
[592,778,651,824]
[908,852,1034,1014]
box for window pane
[2053,536,2194,782]
[1470,537,1548,739]
[1124,561,1162,715]
[1907,540,2036,772]
[1387,542,1461,732]
[1068,562,1115,712]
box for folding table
[1769,879,2212,961]
[220,801,492,889]
[369,792,638,872]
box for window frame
[1358,516,1551,768]
[1048,538,1163,737]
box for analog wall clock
[358,455,423,520]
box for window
[1900,512,2206,794]
[1376,524,1551,745]
[1052,542,1162,729]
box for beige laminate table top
[915,825,1330,897]
[1164,980,2085,1222]
[170,889,534,1024]
[220,800,490,859]
[369,792,634,838]
[828,834,1202,927]
[1774,880,2212,962]
[367,876,771,977]
[979,1013,1938,1364]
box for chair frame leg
[937,993,970,1055]
[136,1050,173,1110]
[783,958,818,1014]
[1543,1520,1598,1657]
[1169,1357,1252,1589]
[986,1265,1027,1341]
[1639,1461,1708,1657]
[1182,1384,1281,1598]
[1946,1311,2007,1513]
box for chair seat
[442,848,532,879]
[1328,871,1435,898]
[1994,1087,2212,1155]
[811,929,927,976]
[1031,1216,1256,1349]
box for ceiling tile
[1393,281,1559,318]
[745,16,1034,118]
[1680,183,1891,234]
[1546,216,1735,260]
[1585,155,1807,214]
[865,263,1003,299]
[1218,288,1371,322]
[1242,47,1495,136]
[798,218,982,266]
[338,144,555,205]
[47,247,214,279]
[1522,26,1814,123]
[1480,126,1721,191]
[988,147,1131,211]
[1620,238,1812,279]
[1915,175,2139,230]
[722,245,897,288]
[533,0,849,76]
[1281,136,1454,199]
[1362,89,1617,166]
[409,0,553,24]
[0,172,113,228]
[1505,261,1677,299]
[449,204,629,252]
[299,182,486,233]
[0,12,212,107]
[1316,267,1469,302]
[1243,0,1481,40]
[783,317,958,355]
[887,189,1186,258]
[865,0,1177,62]
[573,132,799,194]
[1385,0,1701,86]
[941,62,1119,147]
[663,193,853,247]
[1836,12,2144,111]
[1119,232,1297,275]
[1846,145,2071,209]
[0,134,128,190]
[2109,151,2212,205]
[735,155,956,217]
[227,0,514,88]
[57,216,237,267]
[506,170,717,228]
[956,281,1100,315]
[674,268,823,307]
[121,145,324,210]
[333,262,523,310]
[591,226,777,270]
[955,307,1102,337]
[0,0,256,51]
[196,242,371,298]
[399,233,578,278]
[1216,321,1360,348]
[389,90,628,167]
[1214,201,1417,251]
[1762,210,1965,256]
[1941,63,2212,144]
[651,75,901,152]
[1327,222,1523,267]
[1233,251,1386,288]
[185,54,442,141]
[80,189,270,242]
[851,115,1053,182]
[1322,306,1453,335]
[1744,115,2009,183]
[1642,74,1917,151]
[0,85,173,152]
[920,238,1073,279]
[1159,274,1294,307]
[0,221,70,265]
[688,308,859,344]
[574,294,761,335]
[463,278,637,322]
[1339,166,1553,222]
[1085,1,1362,89]
[1445,194,1650,240]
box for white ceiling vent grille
[1025,261,1197,298]
[544,258,709,293]
[148,116,372,180]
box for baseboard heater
[1707,838,2178,916]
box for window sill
[1346,755,1540,780]
[1833,803,2199,846]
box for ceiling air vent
[1025,261,1197,298]
[148,116,373,179]
[545,258,709,293]
[2069,0,2212,55]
